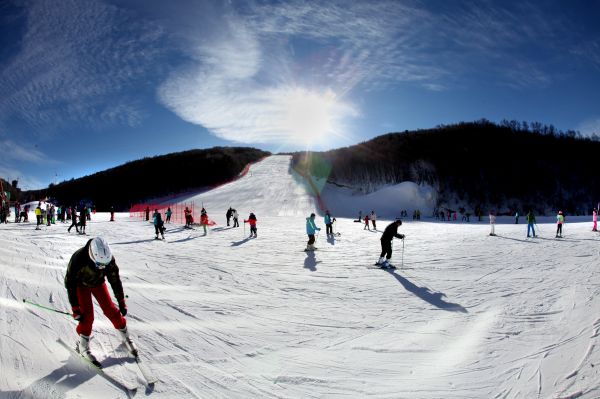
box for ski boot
[119,327,138,357]
[77,334,101,367]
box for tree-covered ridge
[292,120,600,214]
[25,147,270,210]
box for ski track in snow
[1,155,600,398]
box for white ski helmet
[89,237,112,268]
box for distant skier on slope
[184,206,193,228]
[153,209,165,240]
[305,213,321,251]
[79,206,87,235]
[526,210,536,237]
[324,210,336,236]
[489,211,497,236]
[35,203,42,230]
[165,207,172,223]
[68,206,79,233]
[64,237,135,365]
[593,208,597,232]
[232,209,239,228]
[370,210,377,230]
[556,210,565,238]
[244,212,258,237]
[376,219,405,268]
[145,206,150,221]
[364,214,370,230]
[226,207,233,226]
[200,208,209,235]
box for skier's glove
[72,306,82,321]
[398,234,405,239]
[118,299,128,316]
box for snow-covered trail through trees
[2,155,600,398]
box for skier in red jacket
[244,213,258,238]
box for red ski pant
[76,283,126,336]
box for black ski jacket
[64,239,124,307]
[381,222,404,242]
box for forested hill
[25,147,270,211]
[292,120,600,214]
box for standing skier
[514,211,519,224]
[110,206,115,222]
[526,210,536,237]
[232,209,239,227]
[35,202,42,230]
[184,206,192,228]
[593,208,597,232]
[363,214,370,230]
[324,210,336,236]
[145,206,150,221]
[556,210,564,238]
[79,206,87,235]
[489,211,496,236]
[153,209,165,240]
[376,219,405,268]
[200,208,209,235]
[165,207,172,223]
[370,211,377,230]
[305,213,321,251]
[64,237,134,365]
[244,212,258,237]
[226,207,233,226]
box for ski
[121,339,158,386]
[367,264,397,270]
[57,338,137,394]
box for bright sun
[281,88,342,146]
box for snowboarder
[526,210,536,237]
[489,211,496,236]
[364,214,370,230]
[68,206,79,233]
[226,207,233,226]
[153,209,165,240]
[165,207,172,223]
[305,213,321,251]
[64,237,134,365]
[324,210,336,236]
[370,211,377,230]
[556,210,564,238]
[376,219,405,268]
[200,208,209,235]
[593,208,597,232]
[244,213,258,238]
[232,209,239,227]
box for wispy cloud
[0,139,57,164]
[0,0,164,138]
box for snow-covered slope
[1,155,600,399]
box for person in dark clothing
[64,237,134,365]
[68,206,79,233]
[226,207,233,226]
[145,206,150,221]
[165,207,172,223]
[110,206,115,222]
[232,209,239,227]
[376,219,405,268]
[79,206,87,234]
[324,210,336,235]
[153,209,165,239]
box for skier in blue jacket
[324,210,336,236]
[306,213,321,251]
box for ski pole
[22,299,71,316]
[401,237,405,267]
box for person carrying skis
[200,208,209,235]
[68,206,79,233]
[377,219,405,268]
[593,208,597,232]
[153,209,165,240]
[305,213,321,251]
[232,209,239,227]
[556,210,565,238]
[526,210,536,237]
[64,237,135,365]
[226,207,233,226]
[165,207,172,223]
[244,212,258,237]
[370,211,377,230]
[489,211,497,236]
[324,210,336,236]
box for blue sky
[1,0,599,189]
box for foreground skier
[305,213,321,251]
[64,237,135,366]
[376,219,405,268]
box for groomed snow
[1,155,600,399]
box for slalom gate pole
[22,299,71,316]
[401,237,405,268]
[244,220,246,237]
